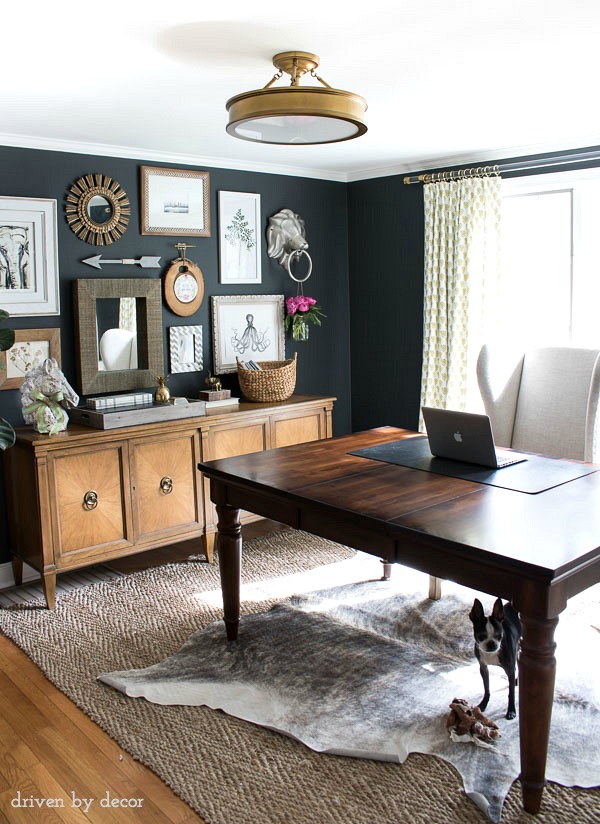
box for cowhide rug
[99,580,600,822]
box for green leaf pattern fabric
[420,177,501,429]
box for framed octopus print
[211,294,284,374]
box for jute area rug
[0,530,599,824]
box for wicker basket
[236,352,297,402]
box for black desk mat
[349,436,599,494]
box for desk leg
[518,613,558,814]
[216,504,242,641]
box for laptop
[421,407,528,469]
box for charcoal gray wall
[347,175,424,432]
[0,146,351,563]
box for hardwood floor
[0,520,286,823]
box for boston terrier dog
[469,597,521,720]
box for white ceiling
[5,0,600,182]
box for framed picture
[0,327,61,390]
[140,166,211,236]
[169,325,203,374]
[211,294,284,374]
[0,197,60,316]
[218,191,261,284]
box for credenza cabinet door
[207,420,269,460]
[130,431,201,542]
[49,444,132,565]
[271,409,325,448]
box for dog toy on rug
[446,698,501,749]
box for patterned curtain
[419,176,501,429]
[118,297,136,332]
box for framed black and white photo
[0,197,60,316]
[140,166,211,236]
[169,325,203,374]
[0,327,61,389]
[211,294,284,374]
[218,191,261,284]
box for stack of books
[204,397,240,410]
[198,388,240,410]
[86,392,153,411]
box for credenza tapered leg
[11,555,23,586]
[216,504,242,641]
[42,571,56,610]
[518,612,559,814]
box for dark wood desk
[199,427,600,816]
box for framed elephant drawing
[0,197,60,316]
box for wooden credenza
[2,394,335,608]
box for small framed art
[218,191,261,284]
[211,294,284,374]
[140,166,211,236]
[0,327,61,389]
[169,325,203,374]
[0,197,60,316]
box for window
[500,168,600,349]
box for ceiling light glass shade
[226,52,367,145]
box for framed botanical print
[0,197,60,316]
[0,327,61,389]
[218,191,261,284]
[211,294,284,374]
[140,166,211,236]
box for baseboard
[0,561,39,589]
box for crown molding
[0,132,349,182]
[2,132,600,185]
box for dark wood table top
[200,427,600,616]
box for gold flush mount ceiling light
[226,51,367,145]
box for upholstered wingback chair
[476,345,600,463]
[425,345,600,601]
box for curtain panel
[419,176,501,428]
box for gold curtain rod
[404,165,500,185]
[403,148,600,184]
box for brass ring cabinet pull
[160,476,173,494]
[83,490,98,510]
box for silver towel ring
[286,249,313,283]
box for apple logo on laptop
[453,431,463,443]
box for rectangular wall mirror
[73,278,164,395]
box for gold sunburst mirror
[65,173,131,245]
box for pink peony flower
[286,296,299,315]
[284,293,326,341]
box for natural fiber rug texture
[1,530,599,824]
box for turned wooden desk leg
[216,504,242,641]
[518,612,559,814]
